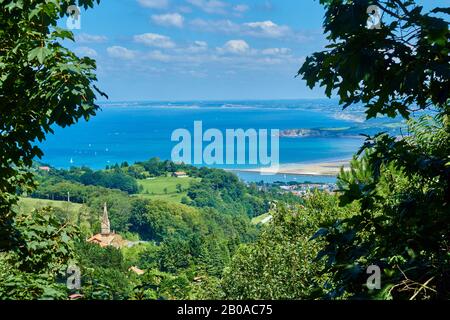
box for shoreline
[229,159,351,177]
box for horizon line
[96,97,338,104]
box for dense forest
[0,0,448,300]
[2,158,304,299]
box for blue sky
[64,0,328,101]
[65,0,446,101]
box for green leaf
[28,47,52,64]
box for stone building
[87,203,127,249]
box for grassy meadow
[137,176,200,203]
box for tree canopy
[0,0,105,249]
[299,0,449,119]
[299,0,449,299]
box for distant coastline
[38,100,367,181]
[230,159,351,177]
[279,128,362,139]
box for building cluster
[279,183,338,196]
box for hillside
[137,176,200,203]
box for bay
[37,99,400,183]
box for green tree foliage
[299,0,449,119]
[76,241,133,300]
[0,208,78,299]
[30,177,133,234]
[81,267,132,300]
[86,191,132,232]
[316,117,450,299]
[77,241,125,270]
[31,179,126,203]
[158,238,192,273]
[36,166,139,194]
[198,239,231,278]
[187,168,274,217]
[137,157,186,177]
[0,0,105,249]
[298,0,449,300]
[130,199,203,242]
[17,160,263,300]
[130,199,256,278]
[137,243,161,270]
[190,276,226,300]
[222,192,357,300]
[128,199,256,245]
[132,269,192,300]
[79,170,139,194]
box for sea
[37,99,404,184]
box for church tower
[101,202,111,235]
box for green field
[251,212,272,225]
[137,176,200,203]
[17,198,85,223]
[18,197,83,212]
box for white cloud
[152,13,184,28]
[103,41,303,77]
[187,0,228,14]
[233,4,249,13]
[146,50,172,62]
[193,41,208,49]
[261,48,291,55]
[219,40,250,55]
[134,33,176,48]
[107,46,136,60]
[137,0,169,9]
[190,19,240,33]
[216,41,292,59]
[170,41,209,56]
[75,33,107,43]
[184,41,209,53]
[75,46,98,57]
[244,21,291,38]
[190,19,293,39]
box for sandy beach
[232,159,351,177]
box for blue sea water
[37,99,399,183]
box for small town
[277,183,338,196]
